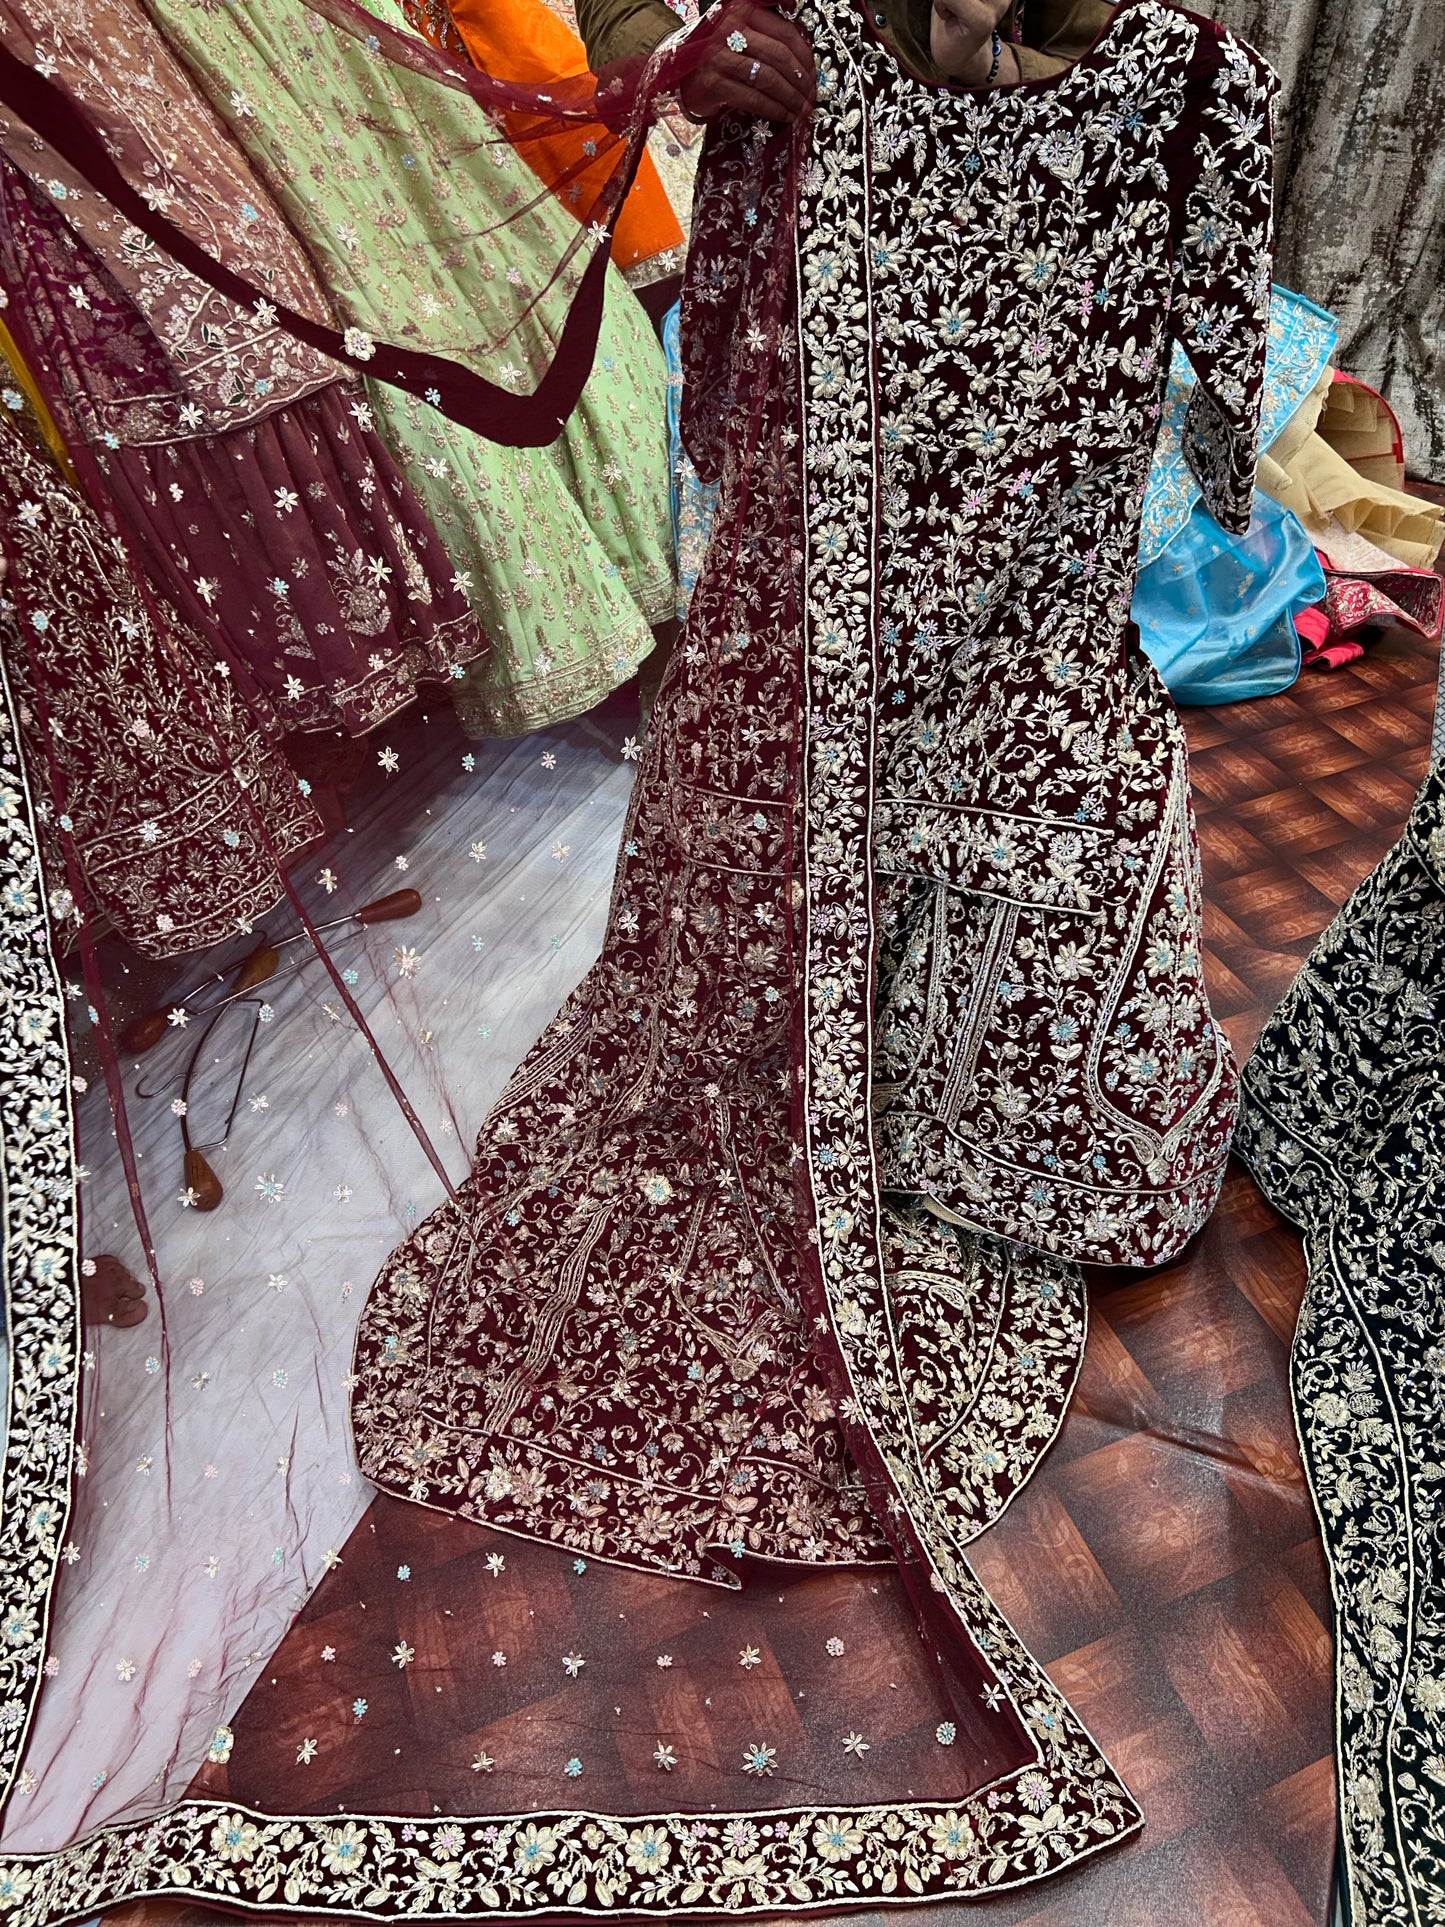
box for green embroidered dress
[137,0,675,737]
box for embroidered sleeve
[1169,29,1278,536]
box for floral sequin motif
[0,423,320,955]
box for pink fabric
[1295,537,1443,672]
[1307,638,1367,671]
[1295,604,1333,650]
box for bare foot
[82,1255,148,1328]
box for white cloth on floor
[4,706,634,1850]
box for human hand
[929,0,1014,81]
[678,1,816,123]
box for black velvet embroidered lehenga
[1237,761,1445,1927]
[346,0,1279,1904]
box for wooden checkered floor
[99,621,1439,1927]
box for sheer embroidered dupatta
[0,0,686,444]
[0,0,1301,1915]
[0,0,490,747]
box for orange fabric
[421,0,683,273]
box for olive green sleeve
[1030,0,1115,62]
[575,0,680,68]
[1013,43,1070,78]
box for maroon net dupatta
[0,0,703,446]
[0,0,1155,1917]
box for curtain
[1204,0,1445,478]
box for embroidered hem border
[452,615,665,741]
[278,612,490,737]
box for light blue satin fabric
[662,285,1337,704]
[1131,283,1336,703]
[1133,491,1325,704]
[662,302,719,621]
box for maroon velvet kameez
[351,0,1278,1900]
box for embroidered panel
[0,422,322,955]
[795,0,1279,1269]
[0,610,80,1817]
[0,0,342,440]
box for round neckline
[862,0,1144,100]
